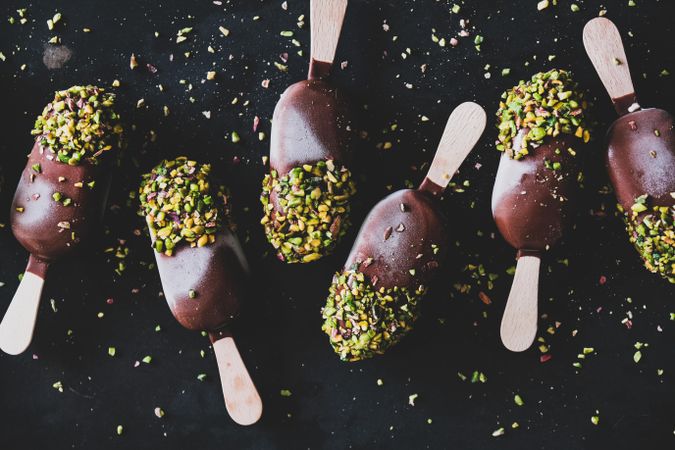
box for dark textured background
[1,1,674,449]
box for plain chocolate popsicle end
[606,108,675,211]
[155,230,249,332]
[11,141,111,261]
[492,133,583,253]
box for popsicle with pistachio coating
[322,102,486,361]
[1,85,123,355]
[139,157,262,426]
[492,69,591,352]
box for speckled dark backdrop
[0,1,674,449]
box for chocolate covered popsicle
[0,86,123,355]
[260,0,357,263]
[139,157,262,426]
[584,18,674,283]
[322,102,486,361]
[492,70,591,352]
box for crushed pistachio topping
[623,195,674,283]
[260,160,356,263]
[497,69,590,160]
[321,267,426,361]
[32,85,123,165]
[139,157,229,256]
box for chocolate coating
[345,188,447,289]
[606,108,675,211]
[491,132,582,253]
[270,79,353,176]
[155,231,248,332]
[10,141,111,261]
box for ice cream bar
[584,17,674,283]
[154,230,247,332]
[492,70,591,352]
[492,133,582,253]
[0,86,123,355]
[322,102,486,361]
[139,157,262,426]
[261,0,356,264]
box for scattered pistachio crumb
[591,412,600,425]
[633,350,642,363]
[408,393,418,406]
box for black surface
[1,1,674,449]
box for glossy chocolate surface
[606,108,675,210]
[10,141,111,261]
[155,230,249,332]
[270,79,353,176]
[344,189,447,289]
[492,132,582,253]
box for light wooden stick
[212,335,263,426]
[583,17,635,102]
[500,255,540,352]
[310,0,348,65]
[0,260,47,355]
[426,102,487,188]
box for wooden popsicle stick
[500,255,540,352]
[211,333,263,426]
[310,0,348,66]
[583,18,636,105]
[425,102,487,188]
[0,256,49,355]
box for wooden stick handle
[0,256,48,355]
[309,0,348,79]
[422,102,486,192]
[500,255,540,352]
[211,332,263,426]
[583,17,638,114]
